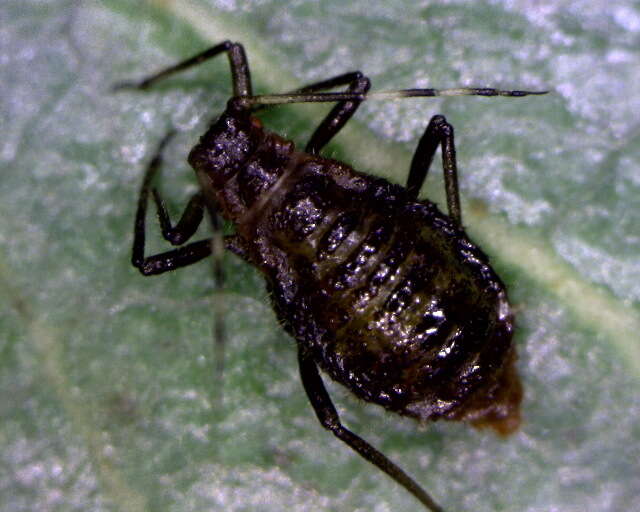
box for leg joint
[319,414,341,433]
[354,76,371,92]
[428,115,453,138]
[439,120,453,137]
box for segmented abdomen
[252,154,514,421]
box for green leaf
[1,1,638,511]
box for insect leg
[114,40,252,97]
[304,75,371,154]
[132,133,212,276]
[244,72,371,152]
[295,72,367,94]
[152,190,205,245]
[133,240,212,276]
[406,115,461,226]
[297,347,444,512]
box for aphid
[117,41,546,511]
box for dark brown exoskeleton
[117,41,546,512]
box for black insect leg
[132,133,212,276]
[132,240,213,276]
[296,72,367,94]
[297,347,444,512]
[303,74,371,154]
[406,115,462,226]
[248,71,371,153]
[131,132,233,401]
[114,40,252,97]
[152,190,205,245]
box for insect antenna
[243,87,548,107]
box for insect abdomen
[248,153,517,426]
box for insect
[117,41,546,511]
